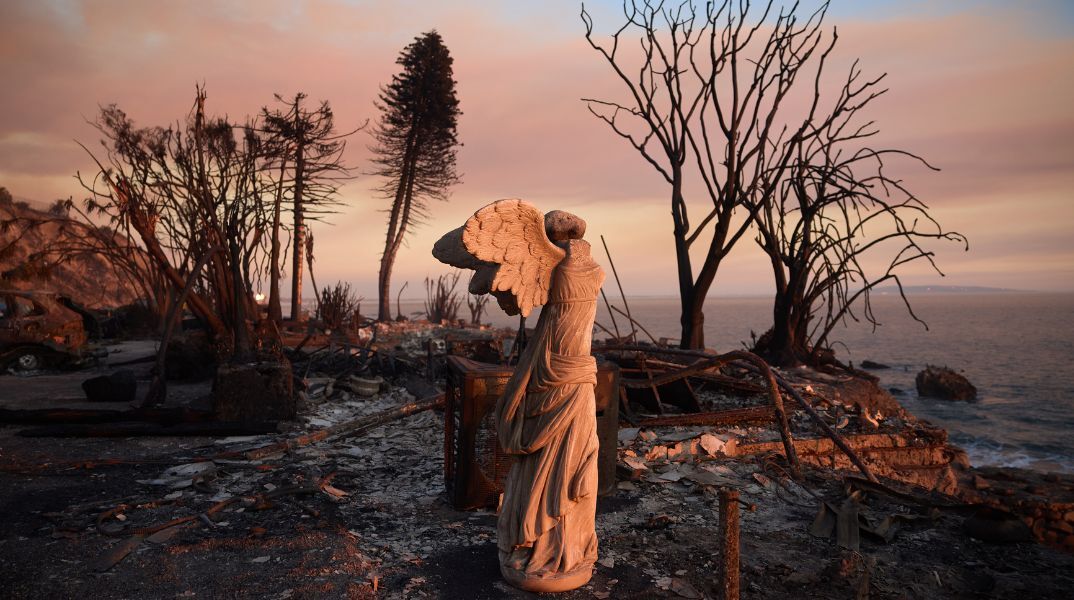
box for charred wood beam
[639,406,776,428]
[618,355,732,388]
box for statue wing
[461,199,565,317]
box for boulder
[916,365,977,401]
[860,359,890,370]
[82,369,137,403]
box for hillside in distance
[0,190,142,309]
[876,285,1021,295]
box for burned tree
[76,87,270,361]
[372,30,461,322]
[583,1,836,349]
[467,292,489,326]
[753,59,967,366]
[260,93,356,323]
[424,271,461,323]
[317,280,363,331]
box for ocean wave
[956,437,1074,474]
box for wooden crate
[444,356,619,510]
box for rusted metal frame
[624,355,766,394]
[616,354,733,388]
[600,234,637,343]
[614,346,802,478]
[637,355,664,415]
[768,372,877,483]
[685,371,766,394]
[604,344,877,482]
[718,350,802,480]
[638,405,776,428]
[620,348,801,474]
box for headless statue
[433,200,603,592]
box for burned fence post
[719,488,741,600]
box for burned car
[0,289,89,372]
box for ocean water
[417,292,1073,474]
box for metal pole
[719,488,740,600]
[600,235,636,342]
[600,288,622,340]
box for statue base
[500,562,594,593]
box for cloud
[0,0,1071,299]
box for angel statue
[433,199,604,593]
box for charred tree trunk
[670,171,706,350]
[377,189,402,321]
[759,260,813,367]
[267,160,286,323]
[229,235,254,362]
[378,129,417,321]
[372,32,461,321]
[763,291,804,367]
[289,136,306,321]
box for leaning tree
[752,55,967,366]
[582,0,834,349]
[371,30,461,322]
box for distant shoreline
[293,288,1070,306]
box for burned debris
[1,307,1072,599]
[0,2,1067,597]
[0,289,93,373]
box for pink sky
[1,0,1071,299]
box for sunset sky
[1,0,1072,300]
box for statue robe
[496,241,604,587]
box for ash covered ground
[1,327,1073,599]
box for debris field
[1,321,1072,599]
